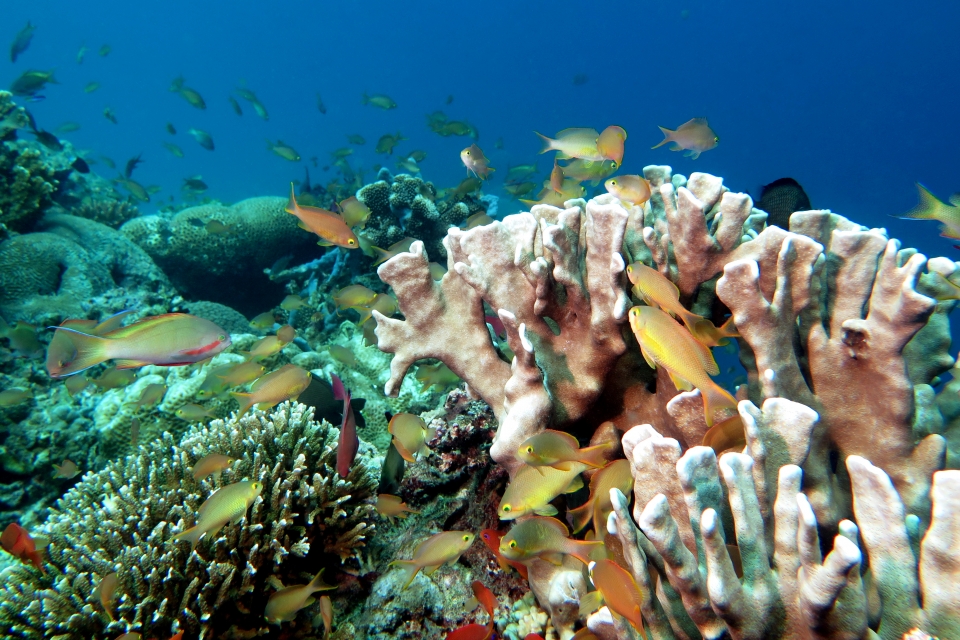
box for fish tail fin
[285,182,298,215]
[715,316,739,342]
[533,131,555,154]
[45,327,110,377]
[370,246,392,266]
[172,525,203,549]
[578,442,613,469]
[389,561,420,590]
[566,540,606,565]
[306,569,336,594]
[703,383,738,427]
[170,76,184,92]
[676,307,706,333]
[230,392,255,418]
[569,500,594,534]
[651,126,674,150]
[898,183,952,220]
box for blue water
[3,0,959,257]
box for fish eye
[612,162,618,169]
[714,137,719,142]
[509,541,517,548]
[349,239,356,245]
[218,334,226,341]
[176,409,184,416]
[610,180,617,186]
[502,504,511,512]
[525,446,534,454]
[463,535,471,542]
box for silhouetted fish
[71,157,90,173]
[756,177,811,229]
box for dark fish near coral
[165,122,176,135]
[10,69,57,96]
[124,154,143,178]
[103,107,117,124]
[205,220,237,236]
[189,128,214,151]
[377,442,406,495]
[376,132,406,155]
[71,157,90,173]
[337,387,359,478]
[183,175,207,191]
[756,177,811,229]
[316,93,327,114]
[116,177,150,202]
[31,129,62,151]
[0,388,31,406]
[347,134,365,145]
[228,96,242,115]
[170,76,206,109]
[99,44,111,56]
[56,121,80,133]
[10,22,36,63]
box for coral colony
[1,81,958,640]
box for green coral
[0,401,380,639]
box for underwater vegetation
[1,34,960,638]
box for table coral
[0,401,379,639]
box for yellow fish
[628,306,736,425]
[388,413,437,462]
[0,388,31,406]
[568,459,632,534]
[249,311,276,331]
[517,430,611,471]
[702,413,746,454]
[276,325,296,343]
[560,158,618,186]
[231,364,311,418]
[390,531,476,589]
[534,127,604,161]
[190,453,236,481]
[216,360,267,387]
[264,570,336,624]
[280,294,308,311]
[894,183,960,239]
[339,196,372,229]
[135,383,167,408]
[460,144,494,180]
[498,463,585,520]
[362,93,397,109]
[52,459,80,479]
[285,184,358,249]
[605,175,652,206]
[415,362,460,392]
[97,572,119,621]
[333,284,378,310]
[651,117,719,159]
[371,238,417,266]
[499,516,603,565]
[375,132,406,155]
[626,262,702,331]
[173,480,263,548]
[348,293,399,326]
[328,345,357,366]
[267,139,300,162]
[375,494,421,520]
[175,403,216,422]
[243,335,287,360]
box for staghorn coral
[0,401,379,640]
[0,143,58,231]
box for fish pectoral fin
[317,240,334,247]
[533,504,559,517]
[541,552,564,566]
[667,371,694,392]
[564,474,584,493]
[551,461,574,471]
[113,359,151,369]
[639,347,657,371]
[296,221,311,231]
[303,596,316,608]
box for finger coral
[0,401,379,639]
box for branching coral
[0,402,379,639]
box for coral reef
[120,197,318,313]
[358,171,486,260]
[0,137,58,231]
[0,213,172,321]
[373,167,960,638]
[0,402,379,639]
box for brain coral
[120,196,318,312]
[0,401,380,640]
[0,213,172,321]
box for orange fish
[500,516,604,565]
[97,572,119,620]
[626,262,702,331]
[550,159,564,194]
[460,144,494,180]
[702,413,746,454]
[285,183,358,249]
[597,125,627,164]
[46,313,231,378]
[231,364,311,418]
[628,306,736,426]
[651,117,719,159]
[333,285,378,310]
[276,325,296,343]
[568,459,633,534]
[479,529,528,579]
[216,360,267,386]
[1,523,44,572]
[243,335,287,360]
[589,559,646,633]
[517,429,611,471]
[390,531,476,589]
[605,175,652,206]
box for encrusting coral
[373,166,960,638]
[0,401,379,639]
